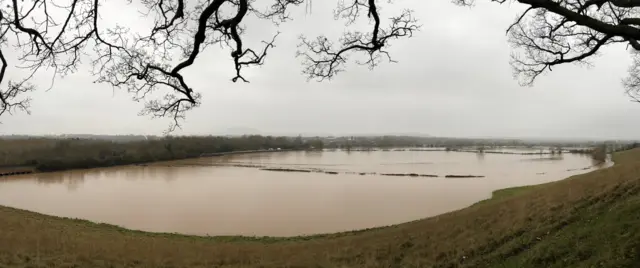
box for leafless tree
[0,0,419,131]
[454,0,640,101]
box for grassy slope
[1,150,640,267]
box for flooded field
[0,150,608,236]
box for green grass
[472,185,536,207]
[1,149,640,267]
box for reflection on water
[34,170,87,192]
[0,150,609,237]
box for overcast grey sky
[0,0,639,139]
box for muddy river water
[0,150,607,236]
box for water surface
[0,150,606,236]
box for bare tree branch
[0,0,419,131]
[454,0,640,102]
[0,45,34,118]
[298,1,419,81]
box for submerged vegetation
[0,148,639,267]
[255,168,481,178]
[444,175,485,178]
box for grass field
[1,149,640,267]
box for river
[0,149,607,236]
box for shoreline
[0,153,615,241]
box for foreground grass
[2,150,640,267]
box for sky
[1,0,639,139]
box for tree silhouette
[454,0,640,100]
[0,0,419,130]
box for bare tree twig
[454,0,640,102]
[0,0,419,131]
[298,1,419,81]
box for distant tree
[164,141,174,157]
[454,0,640,102]
[294,135,303,147]
[592,144,608,163]
[308,138,324,150]
[0,0,419,131]
[477,146,485,153]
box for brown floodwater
[0,150,609,237]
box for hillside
[0,149,639,267]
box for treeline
[0,134,156,142]
[0,135,323,172]
[611,142,640,153]
[322,136,527,149]
[567,143,628,163]
[322,135,640,153]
